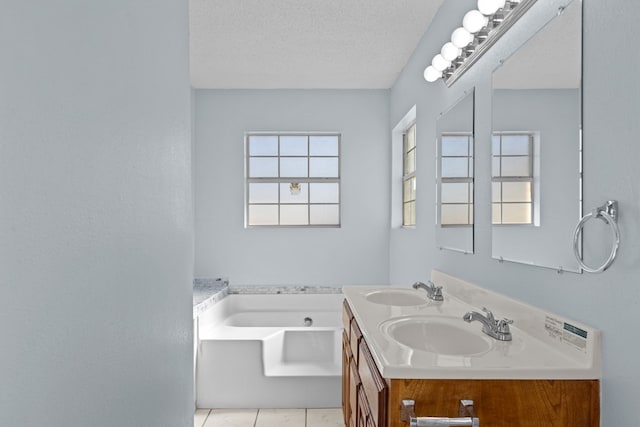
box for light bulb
[441,42,462,62]
[424,66,442,82]
[451,27,474,48]
[463,10,488,33]
[431,54,451,72]
[477,0,506,15]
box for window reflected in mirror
[491,133,534,225]
[441,133,473,226]
[435,89,474,254]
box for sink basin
[380,316,492,356]
[365,290,427,306]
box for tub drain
[303,317,313,327]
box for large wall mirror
[491,0,582,272]
[436,89,474,254]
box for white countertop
[342,270,601,380]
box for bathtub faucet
[463,307,513,341]
[412,281,444,302]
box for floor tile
[194,409,211,427]
[203,409,258,427]
[307,408,345,427]
[255,408,306,427]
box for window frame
[245,132,341,228]
[402,123,417,227]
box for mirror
[491,0,582,272]
[436,90,474,254]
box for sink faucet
[412,281,444,302]
[463,307,513,341]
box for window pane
[249,183,278,204]
[403,177,416,202]
[441,135,469,156]
[310,183,339,203]
[280,136,308,156]
[248,205,278,225]
[404,148,416,175]
[501,134,530,155]
[492,182,501,203]
[492,203,502,224]
[280,205,308,225]
[441,158,469,178]
[441,182,470,204]
[309,135,339,156]
[502,181,531,202]
[280,183,308,204]
[492,156,501,177]
[502,203,532,224]
[403,201,415,226]
[310,204,339,225]
[249,135,278,156]
[280,157,308,177]
[441,204,469,225]
[249,157,278,177]
[491,134,500,155]
[310,158,339,177]
[501,156,530,177]
[405,125,416,150]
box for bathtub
[196,292,344,408]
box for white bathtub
[196,292,344,408]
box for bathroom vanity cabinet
[342,300,600,427]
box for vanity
[342,271,600,427]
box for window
[402,123,416,226]
[246,133,340,227]
[439,132,474,226]
[492,132,534,225]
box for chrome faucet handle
[497,318,513,333]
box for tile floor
[195,408,345,427]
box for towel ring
[572,200,620,273]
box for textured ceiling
[189,0,444,89]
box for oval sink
[365,290,427,306]
[380,316,492,356]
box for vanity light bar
[424,0,538,86]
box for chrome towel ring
[573,200,620,273]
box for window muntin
[246,133,340,227]
[492,132,534,225]
[402,123,416,227]
[440,132,474,226]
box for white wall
[194,90,390,286]
[0,2,194,426]
[390,0,640,424]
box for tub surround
[192,280,342,316]
[343,270,601,380]
[193,278,229,317]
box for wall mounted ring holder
[573,200,620,273]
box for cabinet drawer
[358,340,388,427]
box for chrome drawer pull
[401,399,480,427]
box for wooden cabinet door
[342,331,351,426]
[358,340,388,427]
[349,358,360,427]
